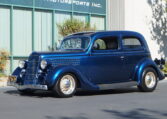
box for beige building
[0,0,166,73]
[107,0,167,60]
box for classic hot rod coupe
[8,31,165,98]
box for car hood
[29,50,87,60]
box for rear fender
[133,58,165,85]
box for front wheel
[138,67,158,92]
[53,73,77,98]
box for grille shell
[23,54,81,85]
[23,54,40,85]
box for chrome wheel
[145,72,156,88]
[138,67,158,92]
[60,74,76,95]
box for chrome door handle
[120,56,125,59]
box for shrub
[162,63,167,74]
[57,18,96,37]
[0,50,9,76]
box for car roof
[67,31,144,39]
[64,31,149,52]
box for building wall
[124,0,161,59]
[107,0,125,30]
[1,0,166,74]
[108,0,167,59]
[0,7,10,74]
[0,0,106,74]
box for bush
[57,18,96,37]
[0,50,9,76]
[162,63,167,74]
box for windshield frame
[59,36,91,52]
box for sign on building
[0,0,106,14]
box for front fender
[134,58,165,85]
[12,67,22,76]
[45,65,99,90]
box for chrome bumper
[7,82,48,90]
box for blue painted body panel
[12,31,165,91]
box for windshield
[60,36,90,51]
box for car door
[87,35,125,84]
[121,35,146,81]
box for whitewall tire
[53,73,77,98]
[138,67,158,92]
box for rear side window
[122,37,142,49]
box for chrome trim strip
[7,82,48,90]
[98,81,137,90]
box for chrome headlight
[18,60,26,69]
[20,69,26,78]
[40,60,47,70]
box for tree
[148,0,167,73]
[57,18,96,37]
[148,0,167,57]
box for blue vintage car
[8,31,165,97]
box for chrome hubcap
[145,72,156,88]
[60,75,76,95]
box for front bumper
[7,82,48,90]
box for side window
[123,37,142,49]
[93,36,119,50]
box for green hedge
[162,63,167,74]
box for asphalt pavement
[0,80,167,119]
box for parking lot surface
[0,80,167,119]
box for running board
[98,81,137,90]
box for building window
[13,60,18,70]
[0,7,10,52]
[91,16,105,30]
[13,9,32,56]
[35,11,52,51]
[73,14,88,23]
[55,12,71,47]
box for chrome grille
[24,54,40,85]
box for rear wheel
[53,73,77,98]
[138,67,158,92]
